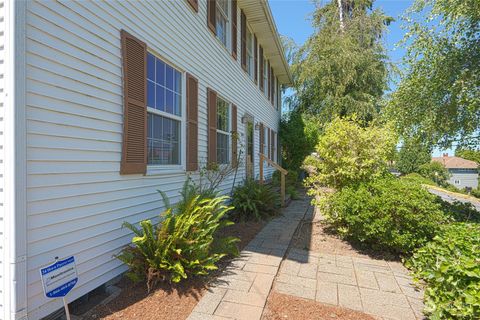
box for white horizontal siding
[25,0,281,318]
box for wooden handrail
[259,153,288,207]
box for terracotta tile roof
[432,156,478,169]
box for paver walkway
[187,198,310,320]
[273,208,425,320]
[187,198,425,320]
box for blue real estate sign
[40,256,78,298]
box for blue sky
[269,0,452,156]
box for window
[216,0,229,47]
[246,27,254,78]
[263,58,268,95]
[147,53,182,165]
[216,97,231,164]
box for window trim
[216,95,232,165]
[145,50,187,174]
[263,58,268,96]
[246,24,255,79]
[215,0,230,49]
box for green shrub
[406,223,480,319]
[437,199,480,223]
[304,117,397,192]
[471,188,480,199]
[287,185,300,200]
[232,179,280,221]
[272,169,299,188]
[417,161,450,186]
[117,186,239,291]
[400,173,436,186]
[321,177,446,254]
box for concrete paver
[188,196,426,320]
[187,197,309,320]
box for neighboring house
[1,1,291,319]
[432,154,479,189]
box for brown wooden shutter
[120,30,147,175]
[240,10,247,71]
[267,127,271,159]
[259,122,264,155]
[270,67,274,104]
[270,129,275,160]
[259,46,264,91]
[207,0,216,34]
[186,74,198,171]
[254,35,258,84]
[231,104,238,167]
[187,0,198,12]
[231,1,237,59]
[207,88,217,165]
[267,61,271,102]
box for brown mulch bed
[292,209,398,260]
[262,292,376,320]
[80,220,266,320]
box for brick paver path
[187,198,425,320]
[273,208,425,320]
[187,198,310,320]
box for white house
[0,1,291,319]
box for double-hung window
[216,97,231,164]
[246,27,254,78]
[216,0,229,47]
[146,53,182,166]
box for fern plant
[117,180,239,292]
[232,179,280,221]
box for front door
[245,120,254,179]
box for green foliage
[471,188,480,199]
[231,179,280,221]
[387,0,480,148]
[286,185,300,200]
[437,199,480,223]
[272,169,299,189]
[117,183,239,291]
[304,117,397,192]
[456,148,480,164]
[321,177,446,254]
[400,173,436,186]
[279,110,319,171]
[418,161,451,187]
[395,139,432,174]
[292,0,391,123]
[406,223,480,319]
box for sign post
[40,256,78,320]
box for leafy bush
[279,110,319,171]
[321,177,446,254]
[232,179,280,221]
[406,223,480,319]
[418,161,450,186]
[400,173,436,186]
[437,199,480,223]
[287,185,300,200]
[117,184,239,291]
[272,169,299,188]
[304,117,397,192]
[471,188,480,199]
